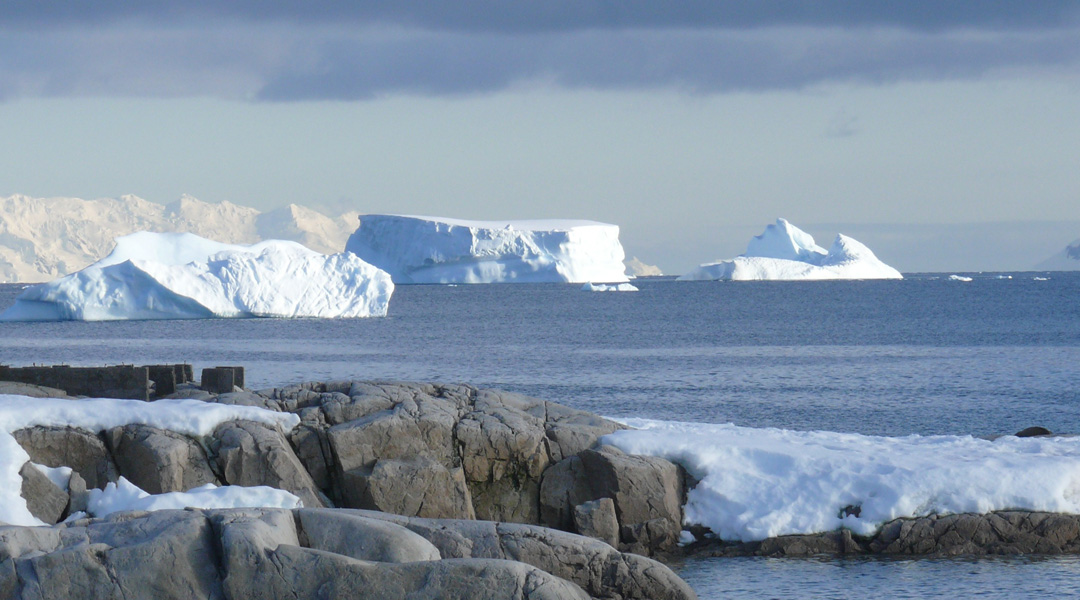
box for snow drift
[678,218,902,281]
[344,215,629,284]
[606,419,1080,542]
[0,232,394,321]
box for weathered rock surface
[13,426,118,490]
[0,508,695,600]
[18,463,68,524]
[541,445,685,555]
[341,456,476,520]
[689,511,1080,557]
[212,420,326,508]
[107,424,219,494]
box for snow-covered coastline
[344,214,629,284]
[679,218,902,281]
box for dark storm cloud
[2,2,1079,101]
[5,1,1080,32]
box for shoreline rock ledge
[6,379,696,600]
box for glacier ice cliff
[0,232,393,321]
[344,215,629,284]
[678,218,902,281]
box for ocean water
[2,272,1079,598]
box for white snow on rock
[0,232,394,321]
[678,219,902,281]
[581,282,639,292]
[605,419,1080,542]
[0,394,301,526]
[344,214,629,284]
[0,194,360,283]
[89,478,301,518]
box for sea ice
[0,232,394,321]
[678,218,902,281]
[344,214,629,284]
[605,419,1080,542]
[581,282,639,292]
[0,394,300,526]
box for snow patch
[678,219,902,281]
[88,478,301,518]
[0,232,394,321]
[605,419,1080,542]
[345,214,629,284]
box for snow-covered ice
[678,219,902,281]
[0,394,300,526]
[605,419,1080,542]
[345,214,629,284]
[0,232,394,321]
[581,282,639,292]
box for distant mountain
[0,194,359,283]
[1034,238,1080,271]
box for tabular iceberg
[0,232,394,321]
[344,214,629,284]
[678,218,902,281]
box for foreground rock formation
[0,507,695,600]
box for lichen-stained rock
[297,508,441,563]
[353,510,698,600]
[211,420,326,508]
[341,456,475,520]
[13,426,118,490]
[540,445,684,555]
[19,462,69,525]
[107,424,219,495]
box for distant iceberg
[0,232,394,321]
[344,214,629,284]
[581,282,638,292]
[678,218,902,281]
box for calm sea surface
[2,272,1079,598]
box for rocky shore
[6,376,1080,599]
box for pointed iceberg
[0,232,394,321]
[678,218,902,281]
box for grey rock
[212,420,326,508]
[573,498,619,547]
[67,471,89,514]
[341,456,476,520]
[19,462,69,525]
[297,508,441,563]
[107,424,219,494]
[13,426,118,490]
[0,526,62,561]
[540,445,684,554]
[1015,426,1053,437]
[0,382,69,398]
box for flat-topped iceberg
[0,232,394,321]
[678,218,902,281]
[344,214,629,284]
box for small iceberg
[678,218,902,281]
[0,232,394,321]
[949,274,973,282]
[581,282,638,292]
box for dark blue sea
[2,272,1079,598]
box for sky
[1,1,1079,273]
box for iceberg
[581,282,639,292]
[0,232,394,321]
[344,215,629,284]
[607,419,1080,542]
[678,218,902,281]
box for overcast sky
[2,1,1079,272]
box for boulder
[212,420,326,508]
[18,462,69,525]
[13,426,118,490]
[540,445,684,555]
[573,498,619,547]
[297,508,441,563]
[340,456,475,520]
[107,424,219,494]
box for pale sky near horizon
[2,2,1078,273]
